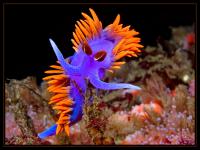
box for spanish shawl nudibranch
[38,8,143,139]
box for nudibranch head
[71,8,143,73]
[38,8,143,139]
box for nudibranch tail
[38,124,57,139]
[39,39,86,138]
[41,61,73,137]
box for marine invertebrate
[130,104,149,122]
[38,8,143,139]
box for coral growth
[5,25,195,145]
[5,77,57,144]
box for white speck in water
[183,74,189,82]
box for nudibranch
[38,8,143,139]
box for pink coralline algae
[5,112,22,139]
[188,79,195,97]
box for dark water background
[4,4,195,84]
